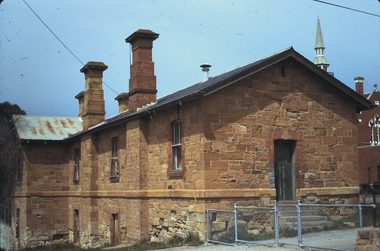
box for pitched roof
[60,47,373,139]
[14,115,82,141]
[97,47,371,128]
[364,84,379,100]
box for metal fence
[0,203,11,227]
[206,209,236,246]
[297,203,373,250]
[206,201,376,251]
[206,203,279,247]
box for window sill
[168,169,184,178]
[110,176,119,182]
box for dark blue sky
[1,0,379,117]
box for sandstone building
[10,27,373,249]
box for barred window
[110,138,119,178]
[73,148,80,183]
[171,121,182,171]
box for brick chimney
[125,29,159,113]
[355,76,364,96]
[75,91,85,117]
[80,61,108,130]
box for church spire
[313,18,329,71]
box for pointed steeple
[313,18,329,71]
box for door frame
[74,209,80,244]
[274,139,296,201]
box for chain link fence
[234,205,278,247]
[297,203,374,250]
[206,209,236,245]
[206,201,376,251]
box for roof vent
[200,63,211,81]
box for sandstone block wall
[13,144,71,249]
[355,228,380,251]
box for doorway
[274,140,295,201]
[74,210,80,244]
[111,213,119,245]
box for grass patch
[20,243,87,251]
[106,241,170,251]
[165,232,203,247]
[19,233,203,251]
[217,227,279,243]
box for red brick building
[355,78,380,190]
[12,29,372,249]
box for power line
[313,0,380,18]
[22,0,121,96]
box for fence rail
[206,201,376,251]
[0,203,11,227]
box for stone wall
[13,143,71,249]
[355,228,380,251]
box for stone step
[282,220,332,229]
[278,210,316,217]
[277,202,332,230]
[280,215,328,223]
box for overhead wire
[22,0,380,100]
[22,0,122,97]
[312,0,380,18]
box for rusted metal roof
[13,115,82,141]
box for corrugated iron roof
[13,115,82,141]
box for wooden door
[74,210,80,244]
[274,141,295,201]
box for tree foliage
[0,101,26,205]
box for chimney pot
[200,63,211,81]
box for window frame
[73,148,80,183]
[171,120,182,172]
[167,120,185,178]
[110,137,119,180]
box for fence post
[359,204,363,228]
[206,209,210,242]
[274,200,279,247]
[234,203,237,246]
[373,204,377,227]
[297,200,303,247]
